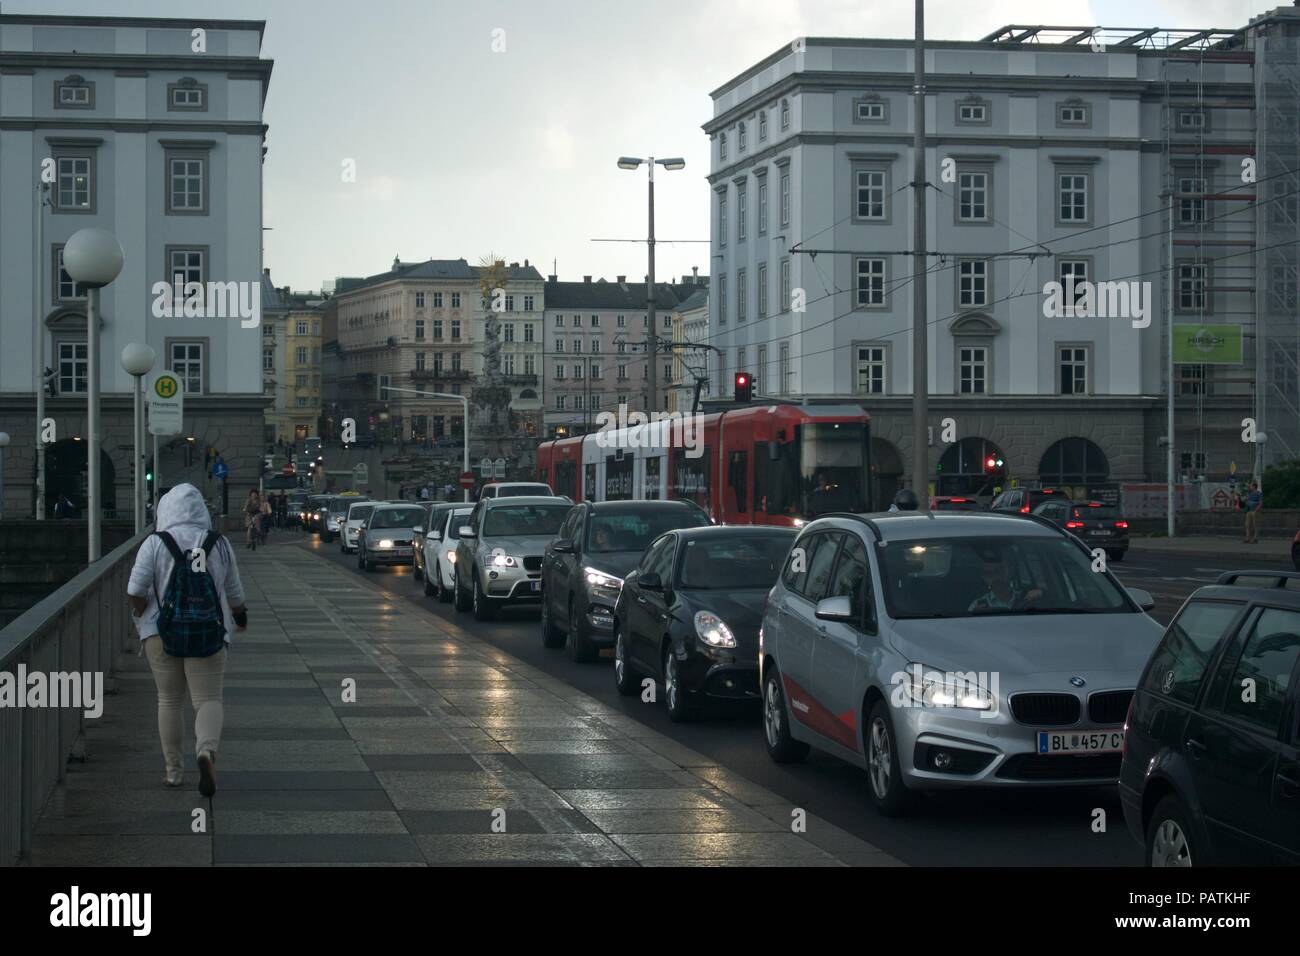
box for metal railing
[0,529,149,866]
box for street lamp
[617,155,684,415]
[382,386,471,501]
[0,431,10,520]
[120,343,156,534]
[62,227,124,562]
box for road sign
[459,471,476,489]
[148,372,183,436]
[353,462,369,486]
[212,458,228,480]
[281,464,294,475]
[494,457,506,478]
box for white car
[421,505,472,602]
[340,501,376,553]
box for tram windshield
[761,422,871,517]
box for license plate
[1087,529,1112,537]
[1038,730,1123,754]
[530,581,541,592]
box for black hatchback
[612,525,796,722]
[1033,500,1130,561]
[1119,571,1300,866]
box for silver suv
[760,511,1163,815]
[453,496,571,621]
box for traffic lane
[1111,549,1290,624]
[307,539,1139,867]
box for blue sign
[212,459,229,479]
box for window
[780,258,791,312]
[737,268,747,321]
[524,354,535,375]
[854,168,886,220]
[719,274,728,325]
[415,319,426,341]
[618,364,628,380]
[1059,259,1090,315]
[58,341,88,394]
[55,76,94,109]
[957,259,988,308]
[1177,109,1206,131]
[958,170,988,222]
[591,337,601,353]
[956,99,988,124]
[262,324,273,339]
[1142,601,1241,705]
[451,320,461,340]
[1178,176,1207,225]
[505,294,515,312]
[296,320,308,336]
[433,292,444,308]
[503,323,515,343]
[434,353,445,373]
[958,346,987,394]
[55,155,93,211]
[592,362,602,380]
[262,347,274,372]
[1059,346,1088,395]
[758,179,768,235]
[1057,100,1090,127]
[296,346,308,364]
[1179,365,1206,397]
[573,363,584,380]
[781,99,790,129]
[554,362,564,381]
[856,346,886,395]
[737,186,747,240]
[296,372,309,387]
[168,79,207,111]
[432,319,443,339]
[738,121,747,152]
[718,194,728,247]
[573,338,582,354]
[855,257,885,308]
[1058,171,1090,224]
[53,247,85,301]
[415,352,427,372]
[167,248,205,304]
[170,342,204,394]
[779,342,791,395]
[855,97,887,123]
[1178,263,1208,312]
[719,132,728,162]
[555,337,564,353]
[451,292,461,308]
[590,314,600,328]
[415,292,425,308]
[503,354,515,375]
[166,153,207,214]
[524,295,535,311]
[616,314,626,328]
[758,110,768,141]
[556,394,567,411]
[524,324,535,343]
[757,263,768,316]
[451,352,462,371]
[1218,608,1300,732]
[779,169,790,228]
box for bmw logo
[1069,676,1086,688]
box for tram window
[645,456,662,500]
[671,447,711,507]
[555,460,577,501]
[584,463,597,501]
[753,443,767,515]
[764,441,800,516]
[728,451,749,514]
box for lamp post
[382,386,470,501]
[617,156,684,416]
[62,228,124,562]
[120,344,156,534]
[34,182,50,520]
[0,431,10,520]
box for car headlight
[897,663,994,711]
[378,539,394,549]
[584,567,623,592]
[694,610,737,649]
[491,552,517,568]
[447,551,457,564]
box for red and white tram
[536,404,873,527]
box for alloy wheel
[614,629,626,685]
[1151,819,1193,867]
[764,678,783,749]
[868,717,892,799]
[664,651,678,712]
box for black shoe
[197,751,217,798]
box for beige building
[261,271,324,445]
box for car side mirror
[412,526,424,535]
[459,526,476,538]
[430,530,442,541]
[552,538,576,554]
[815,595,856,623]
[1127,587,1156,612]
[639,571,663,591]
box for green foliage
[1262,460,1300,508]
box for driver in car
[968,549,1043,611]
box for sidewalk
[26,539,898,867]
[1129,534,1292,562]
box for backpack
[153,531,227,657]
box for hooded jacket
[127,483,245,642]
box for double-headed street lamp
[617,156,684,416]
[121,344,156,534]
[62,228,124,562]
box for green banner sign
[1173,324,1243,364]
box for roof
[335,259,544,296]
[674,525,797,540]
[675,288,709,313]
[482,496,571,508]
[544,278,697,311]
[842,511,1063,543]
[0,13,267,38]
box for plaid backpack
[153,531,227,657]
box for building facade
[261,271,323,446]
[0,12,272,518]
[705,17,1293,498]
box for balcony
[504,374,538,386]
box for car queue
[314,483,1297,867]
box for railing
[0,529,149,866]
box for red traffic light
[734,372,753,402]
[985,457,996,470]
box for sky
[13,0,1273,291]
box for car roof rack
[815,512,884,542]
[1215,570,1300,588]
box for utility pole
[1165,188,1176,538]
[910,0,930,509]
[647,161,658,416]
[34,183,48,520]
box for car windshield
[1072,504,1120,520]
[586,510,709,553]
[483,504,570,537]
[498,485,553,497]
[678,532,795,589]
[369,507,424,530]
[878,535,1132,619]
[348,505,375,522]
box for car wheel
[413,555,423,581]
[422,559,437,596]
[453,567,472,612]
[473,575,496,621]
[865,699,912,817]
[356,548,364,570]
[363,554,374,572]
[662,643,696,722]
[1147,795,1199,867]
[541,595,566,649]
[567,599,598,662]
[1107,549,1125,563]
[613,623,641,697]
[762,667,809,763]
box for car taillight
[1115,521,1129,529]
[1065,521,1084,529]
[1121,695,1136,758]
[1020,506,1030,513]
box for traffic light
[984,455,1005,472]
[734,372,752,403]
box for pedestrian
[259,493,272,542]
[54,493,76,519]
[243,489,261,549]
[126,483,247,795]
[1243,481,1263,544]
[420,485,430,501]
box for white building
[0,12,272,517]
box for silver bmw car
[760,511,1163,815]
[453,496,571,621]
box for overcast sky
[16,0,1271,291]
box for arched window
[1038,438,1109,485]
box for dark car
[541,500,712,662]
[1033,499,1130,561]
[1119,571,1300,866]
[306,495,334,534]
[930,495,982,512]
[990,486,1067,515]
[612,526,797,721]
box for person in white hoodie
[127,483,247,795]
